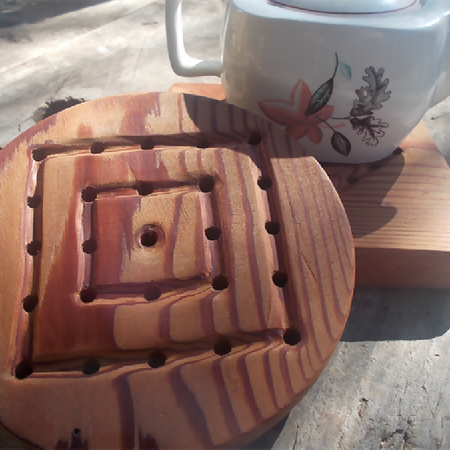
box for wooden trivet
[0,92,354,448]
[171,83,450,288]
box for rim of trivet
[0,91,355,449]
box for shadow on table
[342,287,450,342]
[236,415,288,450]
[237,287,450,450]
[0,0,112,28]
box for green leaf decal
[331,131,351,156]
[340,62,352,80]
[306,78,334,116]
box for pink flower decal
[258,54,391,157]
[258,79,334,145]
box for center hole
[141,229,158,247]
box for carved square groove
[31,147,283,363]
[93,188,213,290]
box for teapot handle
[165,0,222,77]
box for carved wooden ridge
[0,92,354,449]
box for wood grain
[0,92,354,448]
[327,121,450,288]
[171,84,450,288]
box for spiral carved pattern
[0,92,354,449]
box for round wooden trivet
[0,92,355,449]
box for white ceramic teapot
[166,0,450,163]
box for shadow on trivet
[182,93,404,240]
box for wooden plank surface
[171,83,450,288]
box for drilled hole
[197,137,210,149]
[257,176,272,190]
[141,229,158,247]
[90,142,106,154]
[141,137,155,150]
[15,360,33,379]
[283,327,302,346]
[346,176,358,185]
[247,131,262,146]
[205,226,221,241]
[265,221,280,235]
[393,147,403,156]
[82,357,100,375]
[148,351,166,369]
[82,239,97,254]
[212,275,229,291]
[272,271,288,288]
[80,287,97,303]
[136,181,153,196]
[32,148,46,161]
[81,187,97,202]
[72,428,81,437]
[27,241,42,256]
[23,295,38,313]
[213,337,232,356]
[199,175,215,193]
[27,195,42,208]
[144,284,161,301]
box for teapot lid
[270,0,418,14]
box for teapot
[166,0,450,163]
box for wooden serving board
[171,83,450,289]
[0,92,354,448]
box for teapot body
[166,0,450,163]
[220,0,448,163]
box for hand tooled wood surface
[171,83,450,288]
[0,92,354,449]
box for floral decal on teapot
[258,53,391,156]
